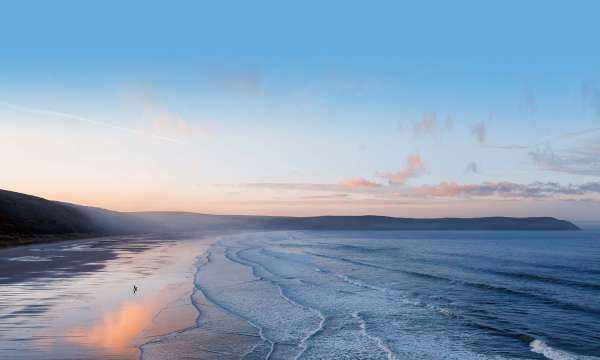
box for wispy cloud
[338,177,381,189]
[379,152,424,185]
[464,162,480,174]
[413,181,600,199]
[233,183,339,192]
[413,112,438,135]
[470,121,487,144]
[582,82,600,116]
[519,90,537,117]
[402,112,454,137]
[218,181,390,196]
[141,92,212,140]
[210,68,263,96]
[300,193,350,200]
[485,144,530,150]
[488,127,600,150]
[530,146,600,176]
[550,128,600,143]
[480,124,600,176]
[0,101,186,144]
[220,179,600,203]
[148,113,192,138]
[525,127,600,176]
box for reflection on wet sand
[68,299,157,358]
[0,234,213,360]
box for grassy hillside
[0,190,97,235]
[0,189,161,246]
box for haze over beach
[1,1,600,359]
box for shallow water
[146,231,600,360]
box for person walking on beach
[133,285,138,294]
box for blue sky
[1,1,600,223]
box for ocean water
[143,230,600,360]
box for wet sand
[0,232,219,359]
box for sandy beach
[0,232,217,359]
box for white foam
[530,339,597,360]
[9,256,52,262]
[353,311,398,360]
[294,309,326,360]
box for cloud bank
[224,180,600,203]
[413,181,600,199]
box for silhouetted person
[133,285,138,294]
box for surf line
[193,243,276,359]
[223,240,326,360]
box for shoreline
[0,232,106,248]
[139,233,271,359]
[2,230,598,359]
[141,230,600,360]
[0,232,220,359]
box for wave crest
[530,339,596,360]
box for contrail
[0,101,186,145]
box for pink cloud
[300,193,351,200]
[141,91,213,140]
[220,179,600,204]
[380,153,424,185]
[415,182,478,197]
[338,177,381,189]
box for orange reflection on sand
[68,299,156,357]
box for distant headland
[0,189,579,247]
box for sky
[1,1,600,224]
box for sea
[143,230,600,360]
